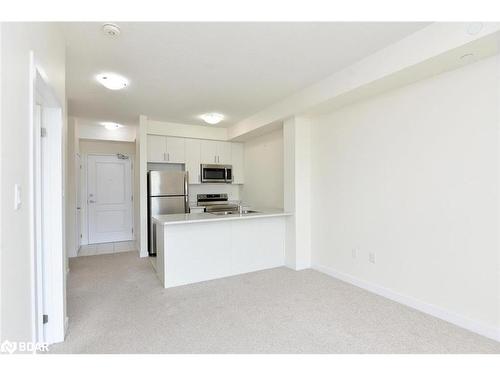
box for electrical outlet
[369,252,376,264]
[351,249,357,259]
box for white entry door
[87,154,133,244]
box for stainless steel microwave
[200,164,233,183]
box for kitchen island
[152,209,291,288]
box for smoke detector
[102,23,121,38]
[460,53,475,63]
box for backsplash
[188,184,241,204]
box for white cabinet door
[185,138,201,184]
[231,142,244,184]
[147,135,167,162]
[216,141,232,165]
[166,137,186,163]
[200,140,218,164]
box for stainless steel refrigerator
[147,170,189,256]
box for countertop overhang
[153,208,291,226]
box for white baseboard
[312,264,500,343]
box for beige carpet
[50,251,500,354]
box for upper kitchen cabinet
[200,140,232,165]
[147,135,167,162]
[216,141,232,165]
[231,142,244,184]
[147,135,186,163]
[166,137,186,163]
[185,138,201,184]
[200,140,218,164]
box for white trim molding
[312,264,500,343]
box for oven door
[201,164,227,183]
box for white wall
[241,128,284,209]
[0,23,66,341]
[78,118,136,142]
[79,139,136,155]
[148,119,227,140]
[283,117,311,270]
[66,117,79,258]
[310,55,500,339]
[139,116,148,256]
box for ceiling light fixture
[200,112,224,125]
[101,122,123,130]
[96,73,129,90]
[102,23,121,38]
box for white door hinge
[41,128,47,137]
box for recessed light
[200,113,224,125]
[101,122,123,130]
[96,73,129,90]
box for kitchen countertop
[153,208,291,226]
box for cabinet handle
[163,152,167,161]
[167,152,170,162]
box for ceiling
[63,22,429,127]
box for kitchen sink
[209,211,236,216]
[209,210,261,216]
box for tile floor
[78,241,136,257]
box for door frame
[82,152,135,245]
[30,52,65,345]
[75,152,82,254]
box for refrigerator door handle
[184,171,189,213]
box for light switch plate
[14,184,21,210]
